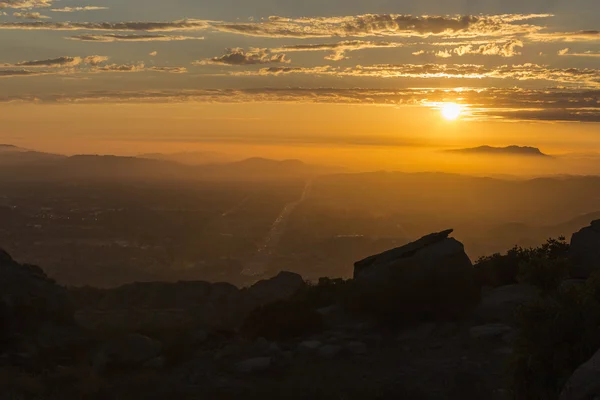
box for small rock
[345,341,367,355]
[254,337,270,353]
[143,356,166,369]
[190,330,209,346]
[235,357,271,373]
[319,344,343,359]
[397,323,436,342]
[297,340,322,352]
[469,324,513,340]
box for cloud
[558,48,600,58]
[0,14,551,38]
[414,40,524,58]
[529,30,600,42]
[435,50,452,58]
[452,39,523,57]
[83,55,109,66]
[0,19,210,31]
[0,0,51,9]
[13,11,50,19]
[148,66,187,73]
[91,63,187,73]
[210,13,552,38]
[227,63,600,86]
[1,56,82,67]
[0,69,54,77]
[67,34,204,42]
[50,6,107,12]
[269,40,403,61]
[0,87,596,123]
[194,48,289,66]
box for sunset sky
[1,0,599,172]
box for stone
[345,341,367,355]
[319,344,343,359]
[397,323,436,342]
[560,347,600,400]
[247,271,305,305]
[297,340,322,352]
[143,356,166,369]
[474,284,539,323]
[569,220,600,278]
[94,334,162,372]
[469,324,513,340]
[235,357,271,373]
[353,230,480,320]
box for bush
[475,237,570,288]
[512,274,600,398]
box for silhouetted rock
[235,357,271,373]
[469,324,513,340]
[93,334,162,372]
[246,271,306,305]
[0,249,73,339]
[560,347,600,400]
[570,220,600,278]
[353,230,479,322]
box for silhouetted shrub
[517,255,570,293]
[513,274,600,398]
[475,237,570,288]
[241,300,323,340]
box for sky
[0,0,599,172]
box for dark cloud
[1,56,82,67]
[0,87,596,123]
[194,48,289,66]
[210,14,551,38]
[67,34,204,42]
[0,19,210,31]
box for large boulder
[570,220,600,278]
[352,230,480,322]
[560,347,600,400]
[93,333,162,372]
[246,271,306,305]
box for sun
[441,103,462,121]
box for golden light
[441,103,462,121]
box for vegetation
[513,275,600,398]
[475,237,570,290]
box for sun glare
[441,103,462,121]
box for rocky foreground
[3,223,600,399]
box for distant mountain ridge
[446,145,549,157]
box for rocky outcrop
[246,271,305,305]
[93,334,162,373]
[73,271,306,333]
[570,220,600,278]
[560,347,600,400]
[353,230,480,319]
[0,249,73,345]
